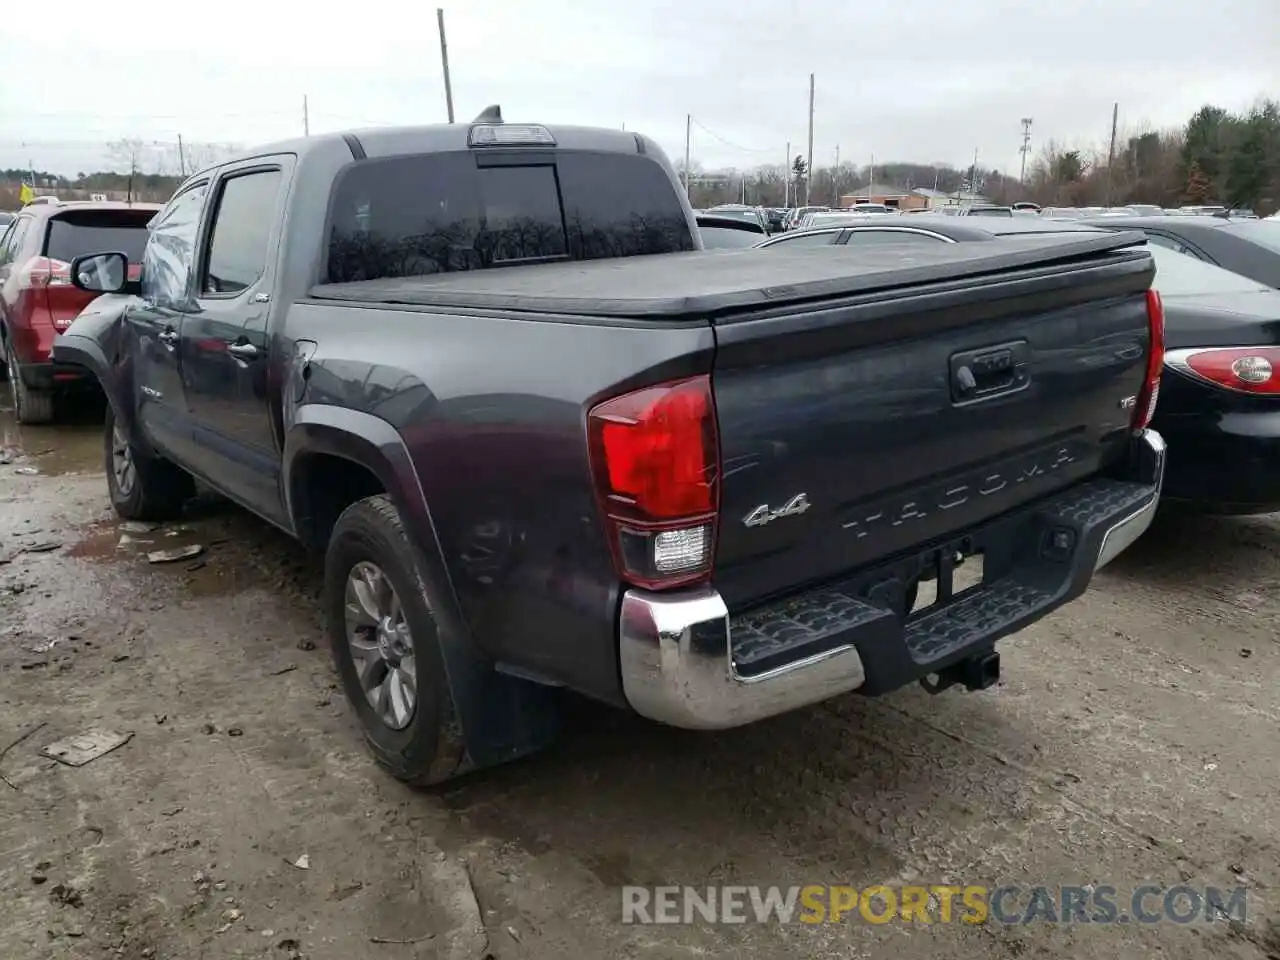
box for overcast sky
[1,0,1276,179]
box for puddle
[65,525,120,560]
[0,394,108,477]
[61,497,319,603]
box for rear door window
[43,211,155,264]
[324,151,694,283]
[200,169,283,295]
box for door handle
[157,329,179,345]
[227,342,259,359]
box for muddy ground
[1,398,1278,960]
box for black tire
[5,338,54,424]
[102,404,193,521]
[325,494,458,785]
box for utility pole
[805,73,815,206]
[784,140,790,207]
[683,113,692,198]
[303,96,310,136]
[177,134,187,177]
[1105,102,1119,205]
[1019,117,1033,183]
[970,148,979,197]
[437,9,455,123]
[870,152,875,190]
[833,144,840,206]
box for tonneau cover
[310,230,1149,320]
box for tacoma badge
[743,493,812,528]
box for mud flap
[431,627,562,780]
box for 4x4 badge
[743,493,812,528]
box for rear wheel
[102,404,193,520]
[5,339,54,425]
[325,494,455,784]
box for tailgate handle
[950,340,1030,404]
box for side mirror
[69,251,130,294]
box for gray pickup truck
[55,110,1166,784]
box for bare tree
[107,137,149,175]
[183,142,235,173]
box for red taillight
[587,375,720,590]
[18,257,72,289]
[1170,346,1280,395]
[1132,288,1165,431]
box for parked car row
[1042,204,1260,220]
[42,113,1168,787]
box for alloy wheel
[110,425,136,497]
[343,561,418,730]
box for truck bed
[309,231,1150,321]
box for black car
[1142,245,1280,514]
[1082,216,1280,289]
[757,216,1280,514]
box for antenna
[474,105,503,123]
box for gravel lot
[1,401,1278,960]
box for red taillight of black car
[1166,346,1280,395]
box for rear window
[43,211,153,263]
[1148,244,1271,295]
[699,226,763,249]
[1221,219,1280,255]
[324,151,695,283]
[966,207,1013,218]
[710,209,761,223]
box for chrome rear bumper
[1094,429,1165,570]
[618,588,868,730]
[618,429,1166,731]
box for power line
[4,109,301,121]
[688,116,772,155]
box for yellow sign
[19,183,36,205]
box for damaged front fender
[51,293,137,432]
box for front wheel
[102,404,193,521]
[325,494,456,784]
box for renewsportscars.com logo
[621,884,1249,926]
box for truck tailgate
[710,243,1155,610]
